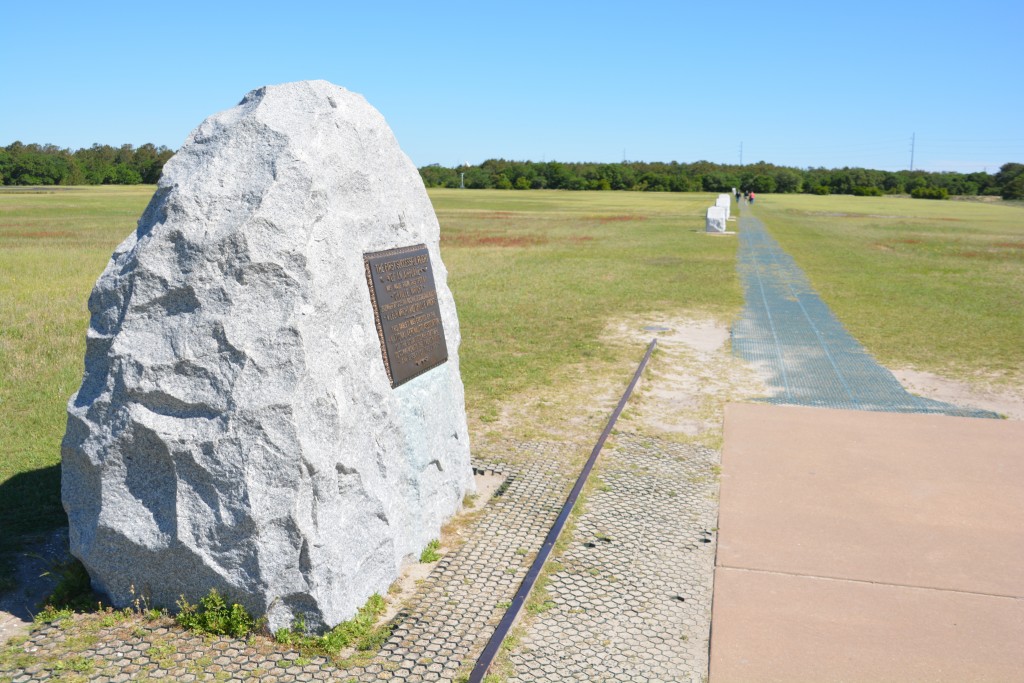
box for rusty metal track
[468,338,658,682]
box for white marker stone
[61,80,475,631]
[716,193,731,220]
[706,206,727,232]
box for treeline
[5,141,1022,199]
[0,141,174,186]
[420,159,1024,200]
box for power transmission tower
[910,133,915,171]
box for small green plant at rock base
[274,593,391,657]
[175,588,256,638]
[33,604,74,626]
[98,606,133,628]
[44,559,96,612]
[496,600,511,609]
[419,539,442,563]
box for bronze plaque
[364,244,449,388]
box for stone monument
[716,193,731,220]
[706,205,727,233]
[61,80,475,631]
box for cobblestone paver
[1,442,577,683]
[507,433,719,683]
[1,435,718,682]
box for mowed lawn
[0,186,739,546]
[751,195,1024,383]
[6,185,1019,561]
[430,188,741,420]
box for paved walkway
[732,210,996,417]
[2,435,719,682]
[711,403,1024,682]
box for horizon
[2,1,1022,175]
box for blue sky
[2,0,1022,173]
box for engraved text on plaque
[364,244,449,388]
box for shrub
[810,185,830,195]
[911,186,948,200]
[851,186,883,196]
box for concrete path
[711,403,1024,682]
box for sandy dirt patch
[892,368,1024,421]
[605,315,768,446]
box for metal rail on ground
[468,338,658,682]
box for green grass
[0,186,159,578]
[0,186,739,569]
[273,593,391,657]
[0,185,739,598]
[751,194,1024,383]
[6,185,1020,587]
[432,188,741,421]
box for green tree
[1002,175,1024,200]
[749,174,777,193]
[773,169,802,193]
[996,163,1024,199]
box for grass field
[1,187,158,543]
[3,186,1022,587]
[751,194,1024,384]
[0,186,740,559]
[432,189,741,423]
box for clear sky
[2,0,1022,173]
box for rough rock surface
[706,206,727,233]
[61,80,475,631]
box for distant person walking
[749,191,756,205]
